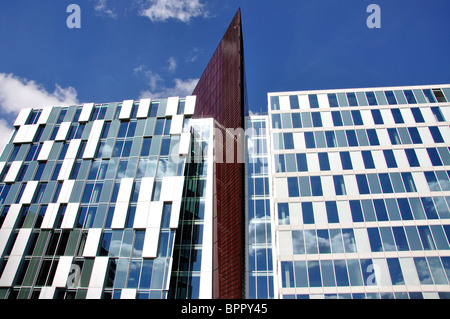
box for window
[346,130,358,147]
[423,89,437,103]
[431,107,445,122]
[366,129,379,146]
[304,132,315,149]
[325,131,337,148]
[433,89,447,102]
[278,203,289,225]
[383,150,397,168]
[328,93,339,107]
[379,174,393,193]
[331,111,343,126]
[296,153,308,172]
[411,108,425,123]
[405,149,420,167]
[270,96,280,110]
[309,94,319,108]
[291,113,301,128]
[274,154,286,173]
[404,90,417,104]
[346,92,358,106]
[310,176,323,196]
[333,175,346,195]
[311,112,322,127]
[289,95,299,109]
[340,152,353,170]
[287,177,299,197]
[318,153,330,171]
[391,109,404,123]
[388,128,401,145]
[366,92,378,105]
[302,202,314,224]
[350,200,364,222]
[427,148,443,166]
[371,109,383,124]
[356,175,370,194]
[351,110,363,125]
[272,114,282,129]
[283,133,294,149]
[408,127,422,144]
[359,152,374,170]
[325,202,339,223]
[429,127,444,143]
[385,91,397,105]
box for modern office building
[265,85,450,299]
[0,8,450,299]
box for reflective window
[328,93,339,107]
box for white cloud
[94,0,117,18]
[139,0,208,23]
[134,65,198,99]
[167,56,177,72]
[0,73,79,150]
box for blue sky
[0,0,449,147]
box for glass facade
[0,96,215,299]
[267,85,450,299]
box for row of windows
[278,196,450,226]
[272,106,447,130]
[283,291,450,299]
[285,224,450,256]
[270,87,449,110]
[273,126,447,151]
[281,256,450,288]
[285,172,421,198]
[275,149,450,175]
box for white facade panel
[37,140,54,161]
[0,229,12,257]
[376,129,391,147]
[4,161,22,182]
[14,108,32,127]
[293,132,305,150]
[298,95,310,109]
[372,258,392,286]
[57,158,75,181]
[0,256,22,287]
[57,179,75,203]
[55,122,71,141]
[278,231,293,255]
[40,203,60,229]
[343,175,358,196]
[88,257,109,289]
[321,112,333,127]
[119,100,134,120]
[417,127,434,145]
[147,201,164,229]
[138,177,154,203]
[354,228,371,253]
[279,96,290,110]
[137,99,151,118]
[317,94,330,108]
[179,133,191,155]
[83,120,104,159]
[380,109,395,125]
[37,107,52,125]
[170,114,184,135]
[142,228,160,258]
[39,287,56,299]
[83,228,102,257]
[121,289,137,299]
[111,202,130,229]
[336,201,352,223]
[329,152,342,172]
[116,178,133,203]
[61,203,80,229]
[361,110,375,126]
[415,148,433,168]
[65,139,81,160]
[412,172,430,193]
[166,97,179,116]
[169,200,181,229]
[184,95,197,115]
[399,257,420,286]
[160,176,184,202]
[79,103,94,122]
[52,256,74,288]
[10,228,32,257]
[274,178,288,198]
[1,204,22,230]
[19,181,38,204]
[133,201,151,229]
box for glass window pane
[387,258,404,285]
[347,259,363,286]
[371,109,383,124]
[302,202,314,224]
[326,201,339,223]
[287,177,299,197]
[333,175,346,196]
[292,230,305,254]
[309,94,319,108]
[379,227,396,252]
[325,131,337,148]
[414,257,433,284]
[392,227,409,251]
[308,261,322,287]
[289,95,299,109]
[349,200,364,222]
[296,153,308,172]
[328,93,338,107]
[294,261,308,287]
[367,228,383,252]
[334,260,350,286]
